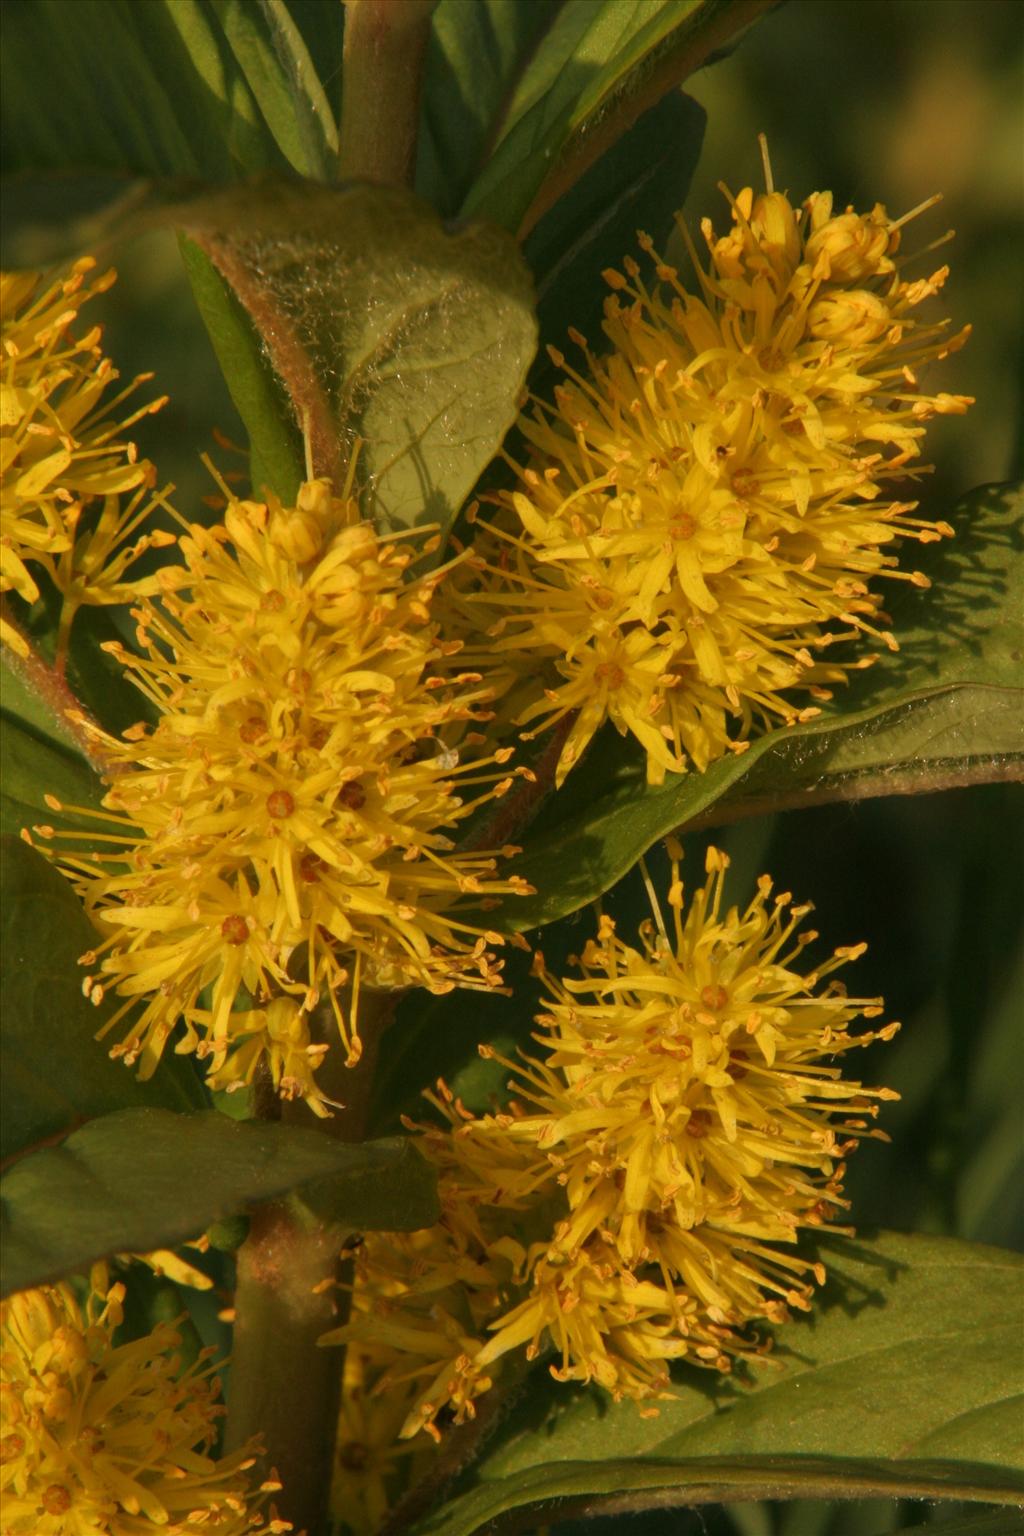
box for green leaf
[500,482,1024,930]
[0,1108,439,1295]
[460,0,772,235]
[180,181,537,536]
[2,0,237,178]
[178,233,305,502]
[0,838,207,1167]
[293,1137,439,1234]
[417,0,562,217]
[890,1515,1024,1536]
[413,1233,1024,1535]
[525,89,705,369]
[420,1461,1020,1536]
[957,946,1024,1245]
[1,650,97,761]
[0,0,325,181]
[209,0,336,178]
[0,724,104,847]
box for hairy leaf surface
[180,181,537,537]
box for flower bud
[805,205,895,282]
[808,289,892,344]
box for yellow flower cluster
[0,1267,289,1535]
[322,1091,537,1444]
[326,846,897,1433]
[454,181,971,784]
[35,474,531,1112]
[332,1343,442,1536]
[0,259,171,661]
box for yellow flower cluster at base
[326,844,897,1438]
[33,475,532,1113]
[332,1343,440,1536]
[0,1267,289,1535]
[452,177,971,785]
[0,259,169,661]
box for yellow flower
[321,1087,533,1441]
[124,1238,214,1292]
[35,475,531,1108]
[457,176,971,784]
[488,842,898,1304]
[0,259,167,659]
[332,1343,438,1535]
[330,843,898,1426]
[0,1267,290,1535]
[470,1239,745,1403]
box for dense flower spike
[0,259,169,659]
[455,175,971,784]
[329,845,897,1433]
[36,474,531,1109]
[0,1267,289,1534]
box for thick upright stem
[225,992,394,1533]
[338,0,437,186]
[226,1204,343,1534]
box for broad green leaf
[419,1460,1020,1536]
[413,1233,1024,1535]
[1,612,144,838]
[417,0,562,217]
[2,0,241,178]
[180,181,537,536]
[0,0,324,181]
[0,710,105,841]
[0,1108,439,1295]
[0,838,207,1167]
[499,482,1024,930]
[178,234,305,502]
[1,651,96,759]
[884,1516,1024,1536]
[461,0,773,235]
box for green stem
[338,0,438,186]
[226,1203,343,1534]
[224,990,394,1534]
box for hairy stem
[338,0,437,186]
[225,990,395,1533]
